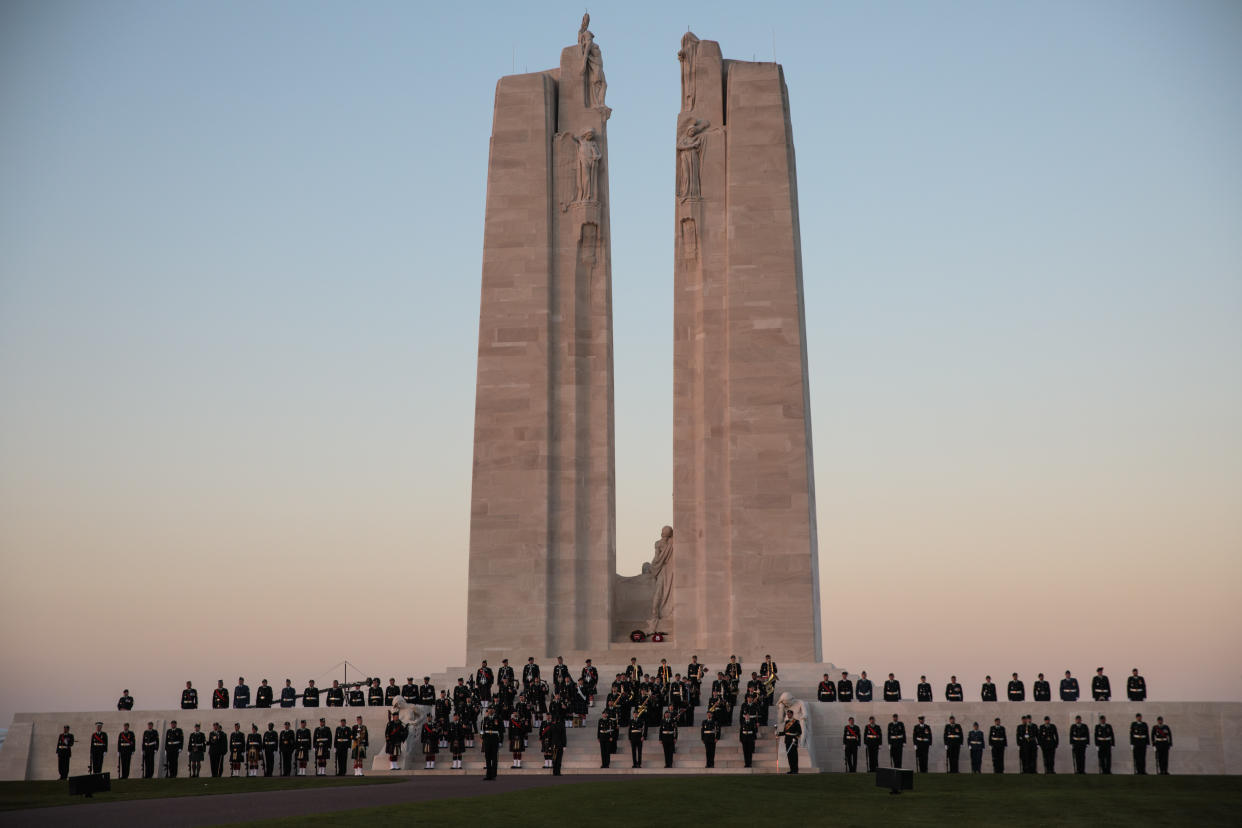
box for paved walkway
[0,774,632,827]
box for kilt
[509,735,524,753]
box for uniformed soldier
[280,679,297,708]
[228,723,245,777]
[347,683,365,707]
[504,709,523,769]
[594,709,614,768]
[246,724,263,776]
[303,679,320,708]
[547,716,566,776]
[1095,714,1115,773]
[1033,673,1051,702]
[980,676,997,702]
[141,721,159,778]
[917,675,932,702]
[1060,670,1080,701]
[382,712,405,771]
[400,677,417,704]
[165,719,184,777]
[212,680,230,710]
[863,716,883,772]
[842,717,861,772]
[332,718,351,775]
[1130,713,1149,774]
[659,709,678,768]
[368,678,384,707]
[255,679,274,709]
[1008,673,1025,702]
[967,722,985,773]
[629,710,647,768]
[188,724,206,778]
[383,677,400,707]
[208,723,228,778]
[817,673,836,702]
[1016,714,1038,773]
[944,715,964,773]
[1038,715,1059,773]
[263,723,278,776]
[117,689,134,711]
[480,708,503,779]
[497,659,515,690]
[474,662,494,706]
[725,655,743,690]
[296,720,314,775]
[1069,715,1090,773]
[1127,668,1147,701]
[326,680,344,707]
[856,671,874,702]
[913,715,932,772]
[117,724,135,779]
[1092,667,1111,701]
[313,717,333,775]
[279,722,296,776]
[739,710,758,768]
[55,726,74,780]
[686,656,704,706]
[698,715,719,768]
[883,673,901,702]
[838,671,854,702]
[351,715,369,775]
[419,676,436,708]
[523,657,542,690]
[780,709,802,774]
[887,713,906,768]
[1152,716,1172,775]
[945,675,963,702]
[234,677,251,709]
[988,717,1007,773]
[182,681,199,710]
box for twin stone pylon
[466,23,820,665]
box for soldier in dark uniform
[863,716,883,772]
[838,671,854,702]
[913,715,932,772]
[697,714,718,768]
[967,722,985,773]
[1127,668,1147,701]
[182,680,198,710]
[731,709,751,767]
[1130,713,1149,774]
[333,718,351,775]
[1092,667,1111,701]
[1033,673,1051,702]
[842,717,861,772]
[1060,670,1080,701]
[212,680,229,710]
[228,723,245,777]
[118,689,134,711]
[1039,715,1059,773]
[480,708,503,779]
[384,677,400,706]
[165,719,184,777]
[188,724,206,778]
[313,718,332,775]
[296,720,313,776]
[659,710,678,768]
[325,680,343,707]
[56,726,74,780]
[1008,673,1025,702]
[303,679,320,708]
[262,723,278,776]
[234,677,251,709]
[1069,715,1090,773]
[141,721,159,778]
[400,677,417,704]
[1016,714,1038,773]
[89,723,107,774]
[117,724,135,779]
[945,675,963,702]
[817,673,836,702]
[523,657,541,690]
[1152,716,1172,775]
[246,724,263,776]
[504,709,523,769]
[629,710,647,768]
[279,722,296,775]
[594,709,615,767]
[1094,714,1115,773]
[351,715,369,775]
[981,675,997,702]
[686,656,704,706]
[780,709,802,774]
[383,713,405,771]
[347,683,365,707]
[944,715,964,773]
[208,723,227,777]
[856,671,873,702]
[368,679,384,707]
[547,716,566,776]
[497,659,514,691]
[256,679,273,708]
[883,673,901,702]
[418,677,436,709]
[988,717,1007,773]
[917,675,932,702]
[474,662,494,705]
[887,713,906,768]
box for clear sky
[1,0,1239,725]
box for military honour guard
[1095,714,1115,773]
[141,722,159,778]
[188,724,206,778]
[1069,715,1090,773]
[943,715,963,773]
[1039,715,1059,773]
[56,726,74,780]
[1152,716,1173,775]
[842,717,860,772]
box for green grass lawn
[233,774,1242,827]
[0,775,400,812]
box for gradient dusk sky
[1,0,1239,725]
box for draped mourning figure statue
[648,526,674,632]
[676,119,709,200]
[678,31,700,112]
[571,128,601,203]
[578,13,607,109]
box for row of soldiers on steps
[815,667,1147,702]
[838,711,1173,775]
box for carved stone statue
[648,525,674,631]
[578,14,607,109]
[676,119,709,200]
[678,32,700,112]
[571,128,601,202]
[776,692,815,768]
[389,697,429,770]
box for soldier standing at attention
[280,679,298,708]
[1130,713,1150,774]
[855,671,874,702]
[208,723,228,778]
[475,662,494,705]
[1069,715,1090,773]
[303,679,320,708]
[400,677,417,704]
[347,683,364,707]
[419,676,436,709]
[326,680,344,707]
[945,675,963,702]
[700,713,719,767]
[89,722,108,774]
[1060,670,1079,701]
[988,717,1007,773]
[182,680,198,710]
[1033,673,1051,702]
[817,673,836,702]
[295,720,313,776]
[780,709,803,774]
[887,713,906,768]
[944,715,964,773]
[981,676,997,702]
[212,680,229,710]
[117,724,136,779]
[333,718,352,775]
[523,657,541,691]
[842,717,861,772]
[1038,715,1059,773]
[234,677,251,709]
[1016,714,1038,773]
[141,721,159,778]
[1095,714,1115,773]
[967,722,985,773]
[313,718,333,775]
[737,709,757,767]
[1008,673,1025,702]
[385,677,401,706]
[352,715,369,775]
[368,678,384,707]
[188,724,206,778]
[117,689,134,711]
[596,709,616,768]
[1152,716,1173,774]
[659,709,678,768]
[913,715,932,772]
[480,708,503,779]
[1127,668,1147,701]
[917,675,932,702]
[263,723,278,776]
[246,724,263,777]
[279,722,296,775]
[838,671,854,702]
[863,716,883,772]
[228,723,245,777]
[56,726,74,780]
[165,719,184,777]
[883,673,901,702]
[1092,667,1112,701]
[629,708,647,768]
[255,679,273,708]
